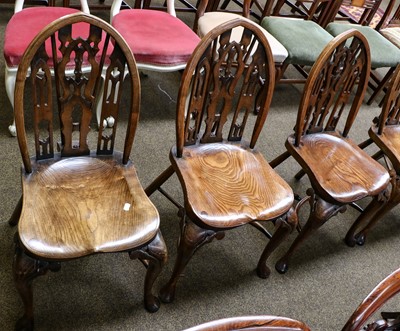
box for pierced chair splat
[10,13,167,330]
[145,19,298,303]
[270,30,390,274]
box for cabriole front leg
[275,191,346,274]
[345,177,393,247]
[129,230,168,313]
[13,237,60,331]
[256,207,297,279]
[159,214,224,303]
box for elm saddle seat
[9,12,167,331]
[145,19,298,303]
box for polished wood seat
[10,13,167,330]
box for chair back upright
[14,12,140,173]
[175,18,275,158]
[293,29,371,146]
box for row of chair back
[6,4,400,331]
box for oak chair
[326,9,400,106]
[3,0,90,137]
[10,12,167,330]
[355,64,400,241]
[183,315,311,331]
[145,19,298,302]
[269,30,390,274]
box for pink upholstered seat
[4,7,80,67]
[111,9,200,67]
[4,7,112,68]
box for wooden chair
[269,30,390,274]
[3,0,90,137]
[193,0,289,69]
[354,64,400,242]
[183,315,311,331]
[269,0,333,26]
[183,267,400,331]
[343,267,400,331]
[10,12,167,330]
[334,0,384,27]
[145,19,298,302]
[364,0,400,106]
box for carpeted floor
[0,1,400,330]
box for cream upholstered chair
[3,0,90,137]
[194,0,288,67]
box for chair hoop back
[294,29,371,146]
[376,64,400,135]
[175,18,275,157]
[14,12,140,173]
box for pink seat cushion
[112,10,200,67]
[4,7,113,68]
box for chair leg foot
[129,230,168,313]
[159,215,223,303]
[275,192,346,274]
[256,208,298,279]
[13,238,55,331]
[9,123,16,137]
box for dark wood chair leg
[345,176,395,247]
[367,68,395,105]
[159,215,224,303]
[256,207,297,279]
[9,195,22,226]
[13,238,59,331]
[275,191,346,274]
[129,230,168,313]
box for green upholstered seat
[260,17,333,66]
[326,23,400,68]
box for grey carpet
[0,1,400,330]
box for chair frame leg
[256,207,298,279]
[129,230,168,313]
[159,213,224,303]
[13,236,61,331]
[345,175,394,247]
[275,190,346,274]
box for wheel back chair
[9,12,167,330]
[4,0,91,137]
[182,266,400,330]
[145,19,299,302]
[268,29,390,274]
[354,64,400,242]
